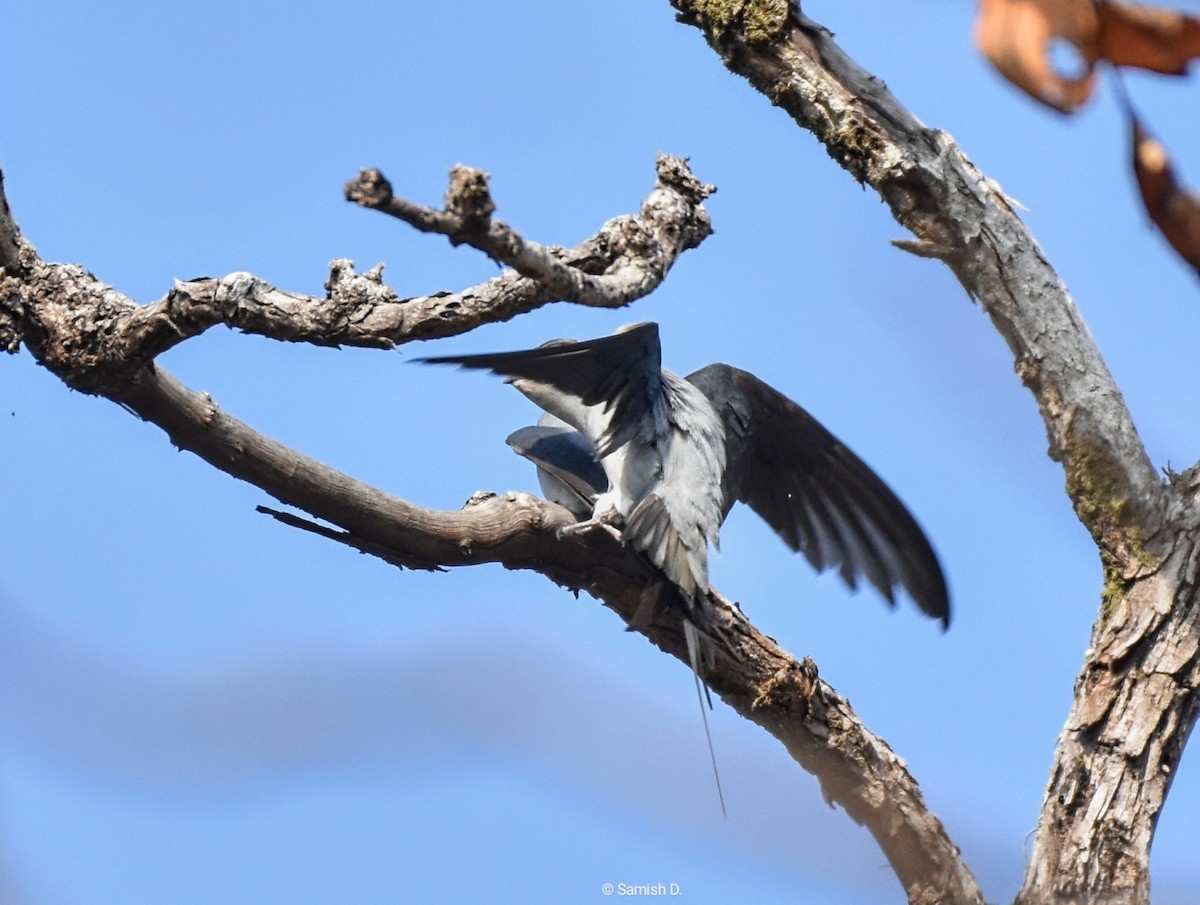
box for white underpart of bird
[592,369,726,611]
[418,321,950,814]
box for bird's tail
[684,619,726,818]
[626,572,730,815]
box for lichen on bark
[690,0,787,43]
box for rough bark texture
[668,2,1200,904]
[8,4,1199,899]
[112,364,980,905]
[1014,483,1200,905]
[0,152,970,903]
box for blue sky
[4,2,1200,903]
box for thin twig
[345,155,715,307]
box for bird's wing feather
[505,423,607,516]
[418,322,663,458]
[687,363,950,626]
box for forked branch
[0,152,976,904]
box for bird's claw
[557,517,623,544]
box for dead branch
[670,0,1161,552]
[0,148,973,904]
[0,156,714,381]
[668,2,1200,903]
[113,355,971,905]
[0,171,22,277]
[344,154,716,308]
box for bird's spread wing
[417,322,663,459]
[506,420,608,517]
[686,363,950,626]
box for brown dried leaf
[1132,120,1200,276]
[1097,2,1200,73]
[975,0,1098,112]
[975,0,1200,113]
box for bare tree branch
[114,355,976,905]
[254,504,451,571]
[345,154,716,309]
[7,4,1200,901]
[670,0,1161,555]
[668,3,1200,904]
[0,156,714,381]
[0,171,23,277]
[0,170,31,352]
[1012,474,1200,905]
[0,149,978,904]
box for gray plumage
[505,413,606,519]
[421,323,727,640]
[420,321,949,815]
[686,362,950,625]
[418,321,950,632]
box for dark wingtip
[923,584,951,631]
[924,561,952,629]
[938,598,952,631]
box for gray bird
[419,322,950,638]
[420,322,949,814]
